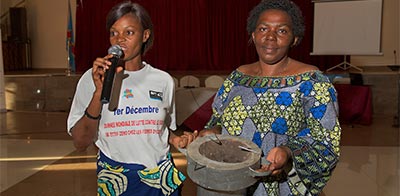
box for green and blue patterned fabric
[205,70,341,196]
[97,151,184,196]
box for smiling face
[109,13,150,62]
[252,9,298,65]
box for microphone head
[108,45,123,58]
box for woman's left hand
[260,146,292,176]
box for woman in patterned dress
[184,0,341,195]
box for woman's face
[252,9,297,65]
[109,13,150,61]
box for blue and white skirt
[97,151,185,196]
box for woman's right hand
[92,54,114,90]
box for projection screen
[312,0,383,55]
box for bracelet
[84,108,101,120]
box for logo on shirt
[123,89,134,99]
[149,90,163,101]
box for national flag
[66,0,76,73]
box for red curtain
[75,0,342,73]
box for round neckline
[234,69,320,79]
[124,61,148,74]
[230,69,322,88]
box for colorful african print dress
[205,70,341,196]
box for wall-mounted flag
[66,0,75,73]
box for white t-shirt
[67,62,176,168]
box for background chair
[180,75,200,88]
[205,75,224,89]
[172,76,179,89]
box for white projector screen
[312,0,383,55]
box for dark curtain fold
[75,0,342,73]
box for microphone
[100,45,123,104]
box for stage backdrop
[75,0,342,73]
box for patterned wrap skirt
[97,151,186,196]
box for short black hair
[106,1,154,55]
[246,0,305,45]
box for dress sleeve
[285,74,341,195]
[166,75,177,131]
[204,75,235,129]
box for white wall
[1,0,23,38]
[1,0,22,13]
[1,0,76,69]
[25,0,76,69]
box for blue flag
[66,0,76,73]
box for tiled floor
[0,110,399,196]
